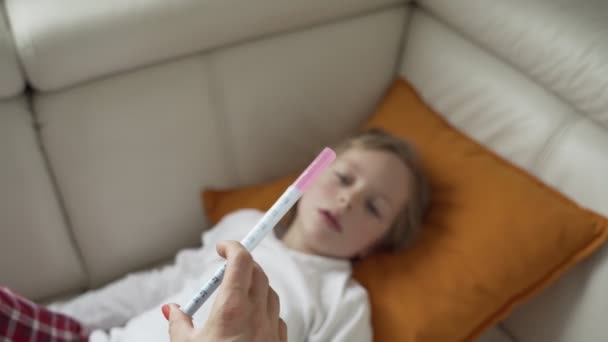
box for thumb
[165,304,194,340]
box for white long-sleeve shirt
[49,209,373,342]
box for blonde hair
[334,128,430,253]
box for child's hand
[164,240,287,342]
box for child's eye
[366,201,380,218]
[335,172,350,185]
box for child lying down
[45,129,429,341]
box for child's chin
[304,228,332,247]
[308,224,336,238]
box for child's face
[293,147,411,259]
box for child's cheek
[320,179,338,198]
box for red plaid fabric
[0,287,89,342]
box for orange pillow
[202,79,608,341]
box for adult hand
[164,240,287,342]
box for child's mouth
[319,209,342,232]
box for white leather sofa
[1,1,607,341]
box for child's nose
[338,194,351,210]
[338,189,361,211]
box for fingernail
[161,304,170,320]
